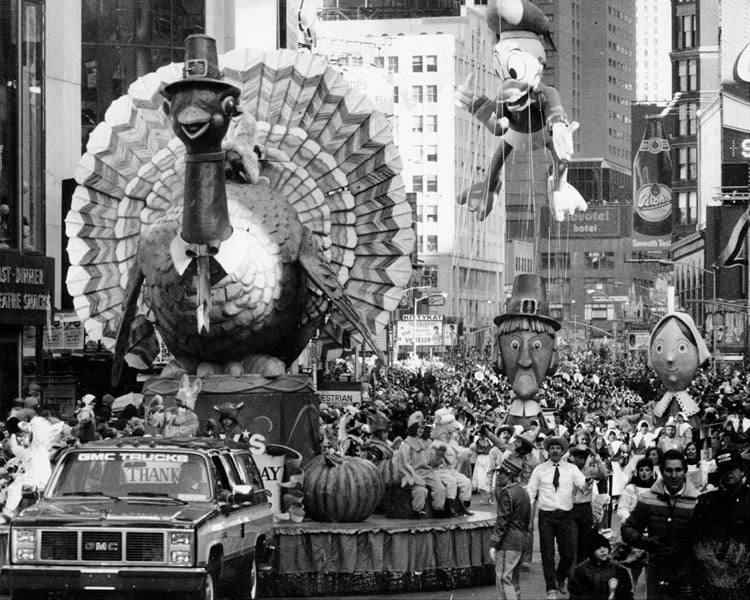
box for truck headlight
[170,532,192,546]
[170,550,192,564]
[15,548,35,562]
[14,529,37,545]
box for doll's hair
[497,316,557,336]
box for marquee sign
[0,252,54,325]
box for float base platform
[260,510,495,597]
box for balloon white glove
[454,73,476,110]
[551,120,578,162]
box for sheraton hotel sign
[542,205,627,238]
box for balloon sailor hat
[487,0,555,48]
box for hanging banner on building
[0,253,54,325]
[631,116,673,257]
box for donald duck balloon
[455,0,586,221]
[648,312,710,429]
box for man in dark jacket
[690,448,750,600]
[621,449,699,599]
[489,456,531,600]
[569,532,633,600]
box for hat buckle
[184,58,209,78]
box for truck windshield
[47,450,212,502]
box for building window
[678,14,696,49]
[412,85,423,103]
[426,145,438,161]
[372,56,384,68]
[426,115,438,132]
[415,204,423,223]
[541,252,571,270]
[1,0,46,252]
[412,55,423,72]
[678,146,698,180]
[426,235,438,252]
[678,59,697,92]
[388,56,399,73]
[412,176,423,192]
[426,84,437,102]
[677,190,698,226]
[678,102,697,136]
[426,55,437,71]
[420,265,438,288]
[426,176,438,192]
[418,235,423,253]
[411,115,423,132]
[411,145,423,162]
[425,205,438,222]
[82,0,205,150]
[584,251,615,270]
[393,86,399,103]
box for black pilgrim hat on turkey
[163,34,240,99]
[494,274,561,331]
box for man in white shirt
[527,436,593,600]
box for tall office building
[634,0,672,103]
[316,1,506,343]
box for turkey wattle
[66,38,413,380]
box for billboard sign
[397,314,443,346]
[707,205,748,300]
[542,206,625,238]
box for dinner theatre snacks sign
[0,253,54,325]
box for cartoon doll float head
[493,274,559,430]
[648,312,710,428]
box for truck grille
[37,529,168,563]
[40,531,77,561]
[82,531,122,561]
[126,532,164,561]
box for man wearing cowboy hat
[489,455,531,600]
[492,274,560,431]
[528,435,593,599]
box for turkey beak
[178,105,212,139]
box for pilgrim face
[650,318,700,391]
[498,330,555,400]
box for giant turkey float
[65,35,497,596]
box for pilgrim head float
[648,311,710,428]
[493,274,559,429]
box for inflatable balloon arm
[455,74,509,136]
[537,83,575,163]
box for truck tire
[193,571,218,600]
[231,552,258,599]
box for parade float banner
[0,252,54,325]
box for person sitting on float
[648,311,710,429]
[396,411,447,518]
[656,417,684,453]
[492,274,560,431]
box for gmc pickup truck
[1,437,274,599]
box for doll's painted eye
[677,342,688,353]
[510,339,521,350]
[532,339,543,350]
[503,50,527,81]
[655,343,664,353]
